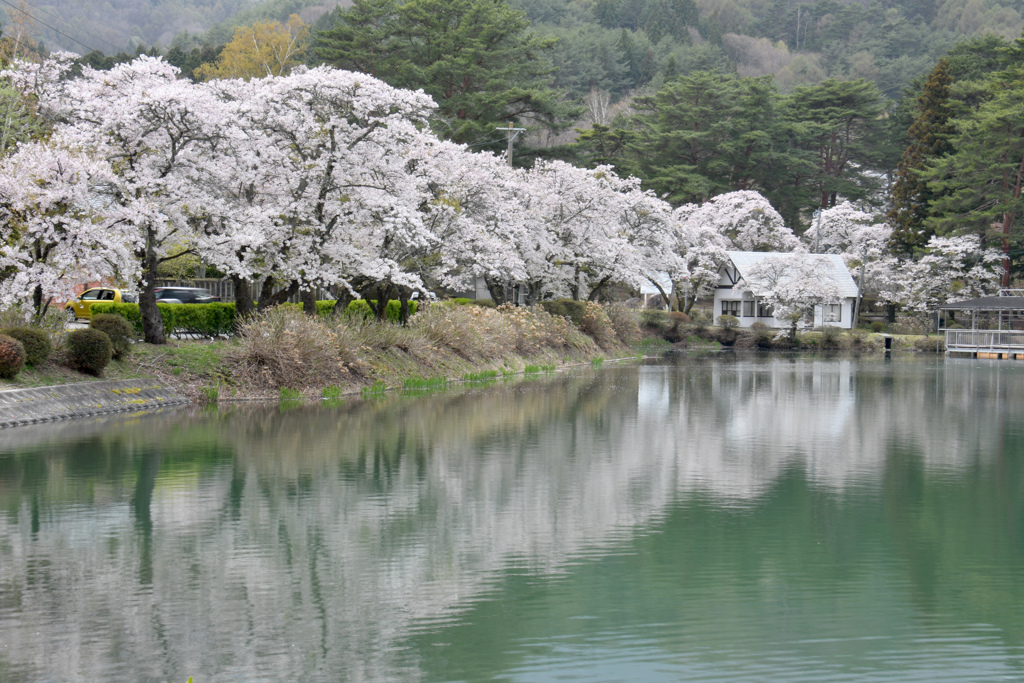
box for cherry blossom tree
[804,201,892,325]
[0,140,137,321]
[876,235,1001,314]
[689,190,798,252]
[203,67,439,319]
[11,55,230,343]
[741,251,844,339]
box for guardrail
[945,329,1024,352]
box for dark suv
[154,287,221,304]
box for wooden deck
[946,330,1024,358]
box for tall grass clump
[499,304,595,354]
[580,302,618,349]
[604,303,642,345]
[235,307,345,388]
[410,303,505,360]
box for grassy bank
[0,303,946,404]
[0,302,644,402]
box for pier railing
[946,329,1024,353]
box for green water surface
[0,356,1022,682]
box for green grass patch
[200,384,219,404]
[463,370,499,382]
[635,338,671,350]
[591,357,604,367]
[322,385,343,399]
[361,380,386,398]
[402,376,449,389]
[279,387,303,402]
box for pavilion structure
[939,290,1024,359]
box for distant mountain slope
[1,0,342,53]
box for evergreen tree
[628,71,779,203]
[783,78,888,209]
[888,58,954,255]
[316,0,576,147]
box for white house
[713,251,859,329]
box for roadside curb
[0,379,189,429]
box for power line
[3,0,119,51]
[0,0,101,55]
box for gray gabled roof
[937,296,1024,310]
[726,251,859,298]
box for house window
[721,300,741,317]
[742,301,755,317]
[823,304,842,322]
[757,302,774,318]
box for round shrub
[1,326,51,366]
[0,334,26,379]
[65,328,113,376]
[90,314,135,359]
[870,321,885,333]
[717,314,740,330]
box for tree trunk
[886,303,896,324]
[587,276,612,301]
[399,293,410,325]
[232,275,255,319]
[256,279,299,310]
[31,284,51,323]
[139,238,166,345]
[485,276,507,305]
[372,284,392,321]
[331,288,355,316]
[301,287,317,316]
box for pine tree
[887,58,954,255]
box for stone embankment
[0,379,188,428]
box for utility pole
[497,121,525,167]
[811,208,822,253]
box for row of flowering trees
[0,54,1005,344]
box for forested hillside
[7,0,1020,98]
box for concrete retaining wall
[0,379,188,428]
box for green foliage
[0,327,51,366]
[0,334,26,379]
[91,302,238,338]
[523,363,555,374]
[341,299,418,322]
[539,298,588,324]
[322,385,343,398]
[591,356,604,367]
[463,370,500,381]
[750,321,775,348]
[200,384,220,404]
[279,386,303,401]
[819,325,843,349]
[870,321,886,333]
[888,58,955,255]
[65,328,113,376]
[717,314,739,329]
[90,314,135,360]
[316,0,578,148]
[361,380,386,397]
[403,376,449,389]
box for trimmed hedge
[1,326,52,366]
[90,314,135,359]
[333,299,418,322]
[0,334,26,378]
[65,328,112,375]
[91,302,237,337]
[90,299,417,336]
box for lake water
[1,355,1023,682]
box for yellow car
[65,287,136,321]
